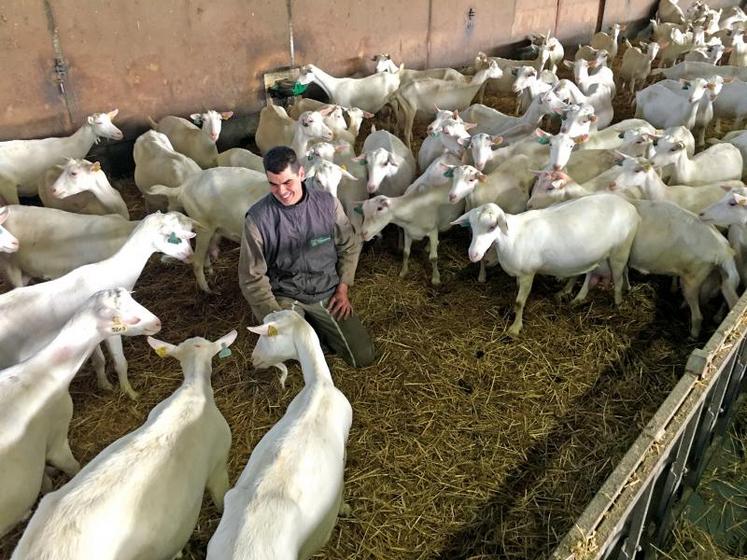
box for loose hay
[0,52,743,560]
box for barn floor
[0,65,739,559]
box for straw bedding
[0,58,740,560]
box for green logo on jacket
[309,235,332,248]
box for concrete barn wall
[0,0,731,141]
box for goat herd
[1,0,747,558]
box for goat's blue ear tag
[537,136,550,145]
[354,205,363,215]
[167,232,180,244]
[443,167,455,178]
[218,345,232,359]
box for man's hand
[327,283,353,321]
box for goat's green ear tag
[443,167,455,178]
[292,82,308,95]
[354,205,363,215]
[218,345,232,359]
[358,159,368,166]
[537,136,551,145]
[167,232,180,244]
[267,325,279,337]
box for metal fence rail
[551,293,747,560]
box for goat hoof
[98,380,115,392]
[122,387,140,401]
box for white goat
[656,76,723,147]
[255,103,334,156]
[634,77,709,130]
[649,135,742,185]
[461,89,567,138]
[620,41,661,94]
[0,212,195,399]
[0,207,19,254]
[146,168,269,292]
[0,110,122,202]
[564,56,616,98]
[359,181,464,285]
[591,24,622,58]
[306,158,357,197]
[713,78,747,134]
[575,119,657,151]
[354,128,416,196]
[389,60,503,148]
[206,310,352,560]
[134,130,201,211]
[610,156,739,214]
[727,29,747,66]
[700,188,747,285]
[685,43,726,64]
[553,80,614,129]
[38,159,129,219]
[418,117,473,171]
[0,289,161,539]
[0,206,136,289]
[629,200,739,337]
[453,196,640,335]
[511,65,556,114]
[13,330,234,560]
[659,0,686,24]
[217,147,265,172]
[650,60,747,81]
[372,54,466,84]
[295,63,400,114]
[150,109,233,169]
[712,130,747,177]
[472,47,550,100]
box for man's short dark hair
[263,146,302,174]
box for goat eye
[729,201,737,206]
[302,122,309,127]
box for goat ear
[562,60,573,68]
[0,207,8,224]
[318,105,336,116]
[362,111,374,118]
[734,193,747,205]
[220,111,234,120]
[340,169,357,180]
[491,135,503,146]
[147,337,177,358]
[450,212,471,228]
[215,330,238,350]
[190,113,203,123]
[572,134,589,144]
[247,324,280,337]
[107,109,119,119]
[463,122,477,130]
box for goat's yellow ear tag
[267,325,279,337]
[155,347,169,358]
[340,164,347,171]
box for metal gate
[552,294,747,559]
